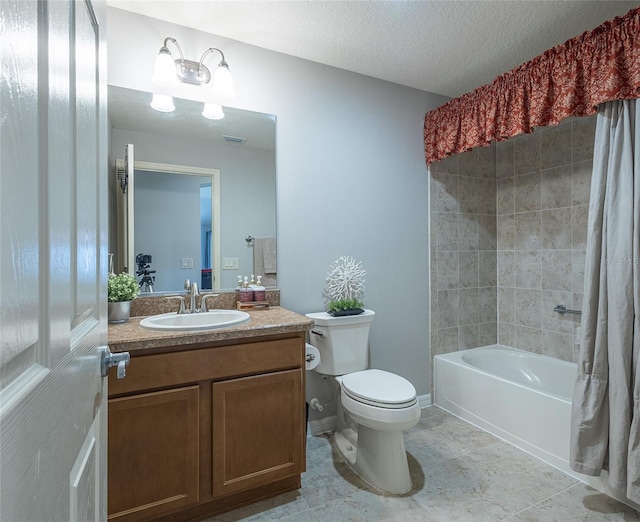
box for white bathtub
[434,345,574,471]
[434,345,640,510]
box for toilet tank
[305,309,375,375]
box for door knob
[101,346,130,379]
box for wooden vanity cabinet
[107,333,306,522]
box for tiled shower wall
[430,115,596,363]
[495,116,596,362]
[430,147,498,357]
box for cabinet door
[108,386,200,521]
[212,369,304,497]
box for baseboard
[418,393,432,409]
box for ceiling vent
[222,135,246,144]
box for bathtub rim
[435,344,575,403]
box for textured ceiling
[106,0,639,98]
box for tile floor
[207,407,640,521]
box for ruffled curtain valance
[423,7,640,165]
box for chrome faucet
[167,295,187,314]
[190,282,199,313]
[201,293,220,312]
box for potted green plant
[323,256,366,316]
[108,272,139,323]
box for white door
[0,0,109,520]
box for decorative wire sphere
[323,256,366,302]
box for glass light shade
[152,49,179,88]
[150,93,175,113]
[211,64,236,99]
[202,103,225,120]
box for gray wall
[107,8,449,416]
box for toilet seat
[341,369,417,409]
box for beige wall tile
[542,330,574,361]
[458,212,480,251]
[515,250,542,289]
[515,288,542,328]
[436,212,458,250]
[516,325,542,353]
[478,287,497,324]
[458,324,479,349]
[499,322,516,346]
[434,154,458,174]
[541,250,572,291]
[478,322,497,346]
[429,113,594,361]
[497,177,515,215]
[541,122,572,170]
[459,251,479,288]
[571,205,589,248]
[571,160,592,206]
[457,149,478,177]
[572,117,596,162]
[459,287,479,325]
[515,171,541,211]
[514,211,541,250]
[436,250,459,290]
[497,213,515,250]
[477,146,496,180]
[498,286,516,324]
[540,165,571,209]
[458,176,479,213]
[496,140,515,179]
[479,251,498,287]
[541,208,572,249]
[497,251,515,287]
[514,133,541,175]
[478,214,497,250]
[436,289,459,329]
[434,173,459,213]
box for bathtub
[434,345,574,472]
[434,345,640,510]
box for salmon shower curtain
[570,99,640,503]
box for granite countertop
[108,306,314,353]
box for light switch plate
[223,257,239,270]
[181,258,194,269]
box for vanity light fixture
[151,36,236,118]
[150,93,175,113]
[202,103,225,120]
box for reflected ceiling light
[150,93,175,113]
[202,103,225,120]
[151,36,236,117]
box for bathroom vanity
[107,306,313,522]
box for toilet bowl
[305,310,420,494]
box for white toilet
[305,309,420,494]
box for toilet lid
[341,369,417,408]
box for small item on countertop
[239,278,254,302]
[253,275,266,301]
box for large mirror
[108,86,276,293]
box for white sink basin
[139,310,250,331]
